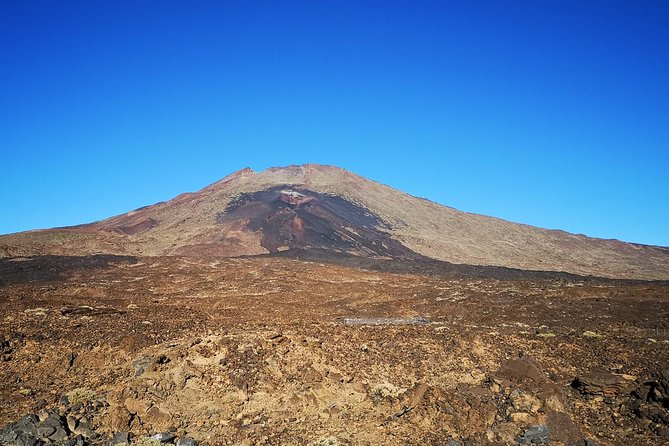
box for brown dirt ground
[1,255,668,445]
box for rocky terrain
[1,254,668,445]
[1,164,668,280]
[1,165,668,445]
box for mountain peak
[1,164,668,280]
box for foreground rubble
[1,255,668,445]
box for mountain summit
[2,164,668,279]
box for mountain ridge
[1,163,668,280]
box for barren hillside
[1,164,667,280]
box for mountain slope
[1,164,668,280]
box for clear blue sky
[1,1,668,246]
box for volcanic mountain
[1,164,668,280]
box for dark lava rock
[571,372,630,397]
[633,372,669,405]
[48,427,69,442]
[64,434,87,446]
[634,403,669,425]
[516,424,550,445]
[16,434,43,446]
[35,424,56,438]
[1,414,41,444]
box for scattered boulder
[497,356,545,384]
[0,410,74,446]
[150,431,176,443]
[633,372,669,405]
[64,434,86,446]
[571,372,631,397]
[175,437,198,446]
[629,372,669,428]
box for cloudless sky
[1,1,668,246]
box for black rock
[1,429,20,443]
[64,434,87,446]
[49,427,69,442]
[41,415,64,429]
[36,424,57,438]
[16,433,44,446]
[10,415,39,437]
[516,424,550,445]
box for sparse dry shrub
[370,382,406,401]
[65,387,96,405]
[312,436,339,446]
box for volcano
[1,164,667,280]
[2,165,669,446]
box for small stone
[67,415,78,432]
[1,430,19,443]
[110,431,130,446]
[14,414,40,436]
[42,414,64,428]
[516,424,550,445]
[132,356,154,377]
[176,437,198,446]
[64,434,86,446]
[36,424,57,438]
[49,427,69,442]
[16,434,41,446]
[75,426,94,439]
[150,431,177,443]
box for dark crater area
[216,186,418,258]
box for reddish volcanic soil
[1,255,669,445]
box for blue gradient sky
[1,1,668,246]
